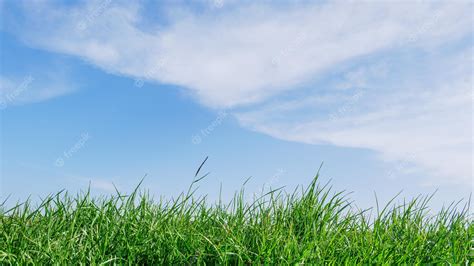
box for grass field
[1,170,472,264]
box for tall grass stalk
[0,172,472,264]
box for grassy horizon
[1,168,472,264]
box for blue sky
[0,0,472,210]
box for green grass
[1,171,472,264]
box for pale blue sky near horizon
[0,0,472,210]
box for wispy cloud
[5,0,473,185]
[8,1,471,107]
[0,74,74,108]
[236,48,473,185]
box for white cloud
[7,0,473,185]
[236,48,473,185]
[0,74,73,108]
[10,1,472,108]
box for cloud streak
[0,74,74,108]
[5,0,473,185]
[237,48,472,185]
